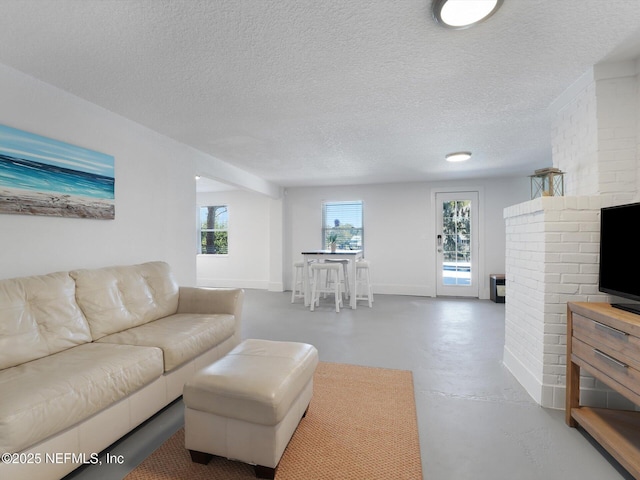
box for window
[442,199,471,285]
[199,205,228,254]
[322,201,363,250]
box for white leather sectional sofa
[0,261,243,480]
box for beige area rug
[125,362,423,480]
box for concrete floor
[66,290,631,480]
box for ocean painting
[0,124,115,219]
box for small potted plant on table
[327,232,338,252]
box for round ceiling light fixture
[445,151,472,162]
[432,0,503,29]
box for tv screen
[599,202,640,314]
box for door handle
[437,234,442,246]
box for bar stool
[291,261,305,303]
[355,260,373,308]
[291,259,315,303]
[310,262,343,312]
[325,259,350,300]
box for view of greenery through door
[442,199,471,285]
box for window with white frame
[322,201,363,250]
[199,205,228,254]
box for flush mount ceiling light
[432,0,503,29]
[445,151,472,162]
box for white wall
[284,178,529,298]
[0,61,528,295]
[0,64,275,284]
[196,189,284,290]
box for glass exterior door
[436,192,479,297]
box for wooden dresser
[566,302,640,479]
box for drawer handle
[594,349,628,371]
[594,321,629,340]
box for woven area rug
[125,362,423,480]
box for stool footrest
[184,339,319,477]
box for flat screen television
[599,201,640,314]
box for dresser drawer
[572,313,640,370]
[572,337,640,398]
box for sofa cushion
[0,342,163,454]
[0,272,91,370]
[96,313,236,371]
[70,261,179,340]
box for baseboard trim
[196,278,269,289]
[373,284,430,296]
[502,345,543,406]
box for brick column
[503,197,613,408]
[504,61,639,408]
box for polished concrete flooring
[66,290,631,480]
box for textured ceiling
[1,0,640,189]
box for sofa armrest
[177,287,244,323]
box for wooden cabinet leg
[566,360,580,427]
[565,305,579,427]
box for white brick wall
[552,65,639,197]
[596,75,638,195]
[503,197,610,408]
[505,61,640,409]
[552,78,598,196]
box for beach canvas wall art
[0,124,115,219]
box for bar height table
[301,249,363,309]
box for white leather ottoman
[183,339,319,479]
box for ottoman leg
[254,464,276,479]
[189,450,214,465]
